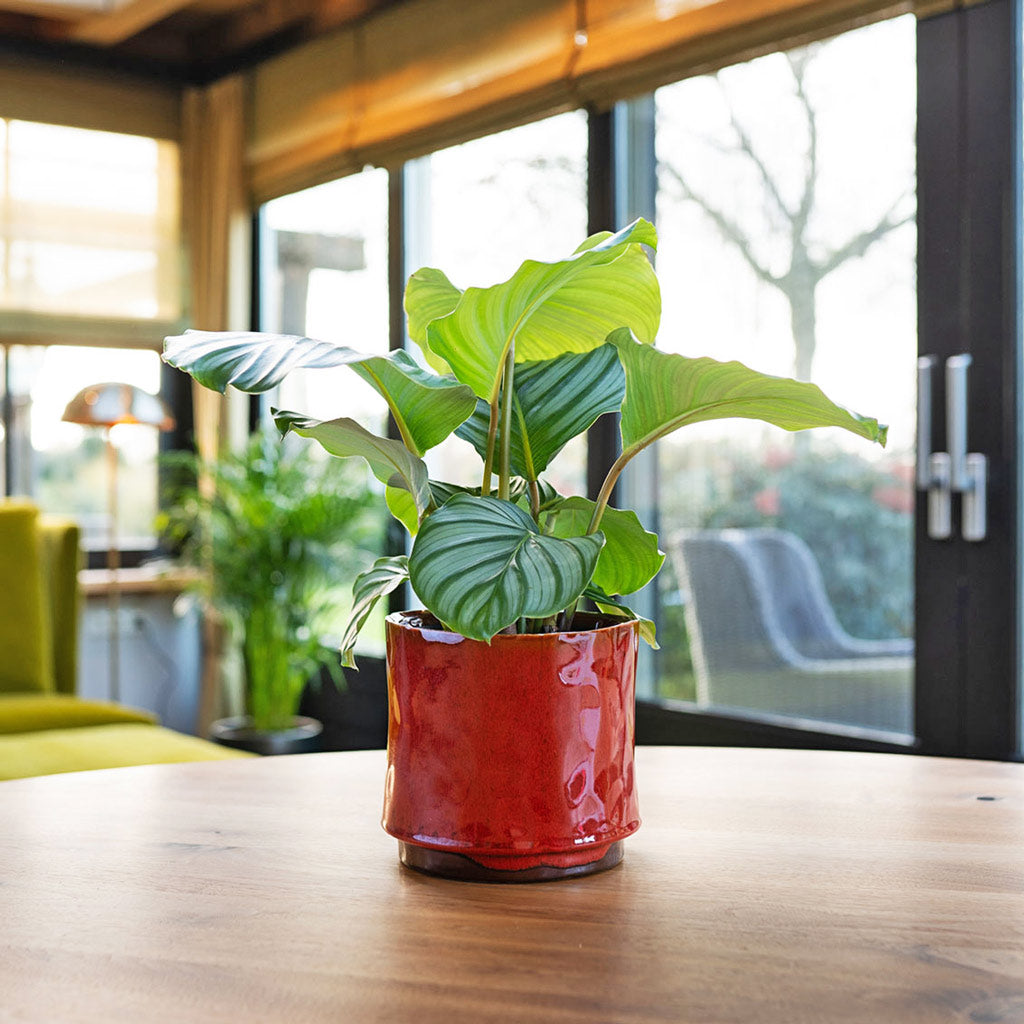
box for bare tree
[659,48,913,380]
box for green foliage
[545,497,663,596]
[408,494,604,641]
[160,430,376,730]
[340,556,409,669]
[164,218,888,652]
[455,347,625,480]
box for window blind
[0,54,180,141]
[247,0,961,202]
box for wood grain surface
[2,746,1023,1023]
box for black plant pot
[209,716,323,756]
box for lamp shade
[62,383,175,431]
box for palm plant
[162,429,376,731]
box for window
[0,119,180,321]
[0,119,183,556]
[259,168,391,653]
[247,2,1022,758]
[405,111,590,495]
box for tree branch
[787,49,818,248]
[719,88,794,223]
[659,161,782,288]
[816,193,915,279]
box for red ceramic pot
[382,611,641,882]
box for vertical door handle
[916,353,988,542]
[917,356,951,539]
[946,354,972,491]
[916,356,936,490]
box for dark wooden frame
[914,0,1021,760]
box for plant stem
[557,448,637,631]
[528,479,541,521]
[498,345,516,500]
[587,448,634,534]
[481,402,499,496]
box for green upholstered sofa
[0,500,251,780]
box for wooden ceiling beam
[0,0,104,19]
[206,0,386,57]
[69,0,200,45]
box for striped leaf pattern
[386,478,528,536]
[425,219,659,402]
[273,410,431,520]
[455,345,625,480]
[545,497,664,596]
[163,330,475,455]
[340,556,410,668]
[408,494,605,641]
[607,328,888,455]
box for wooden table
[2,747,1023,1023]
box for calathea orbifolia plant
[164,218,886,666]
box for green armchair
[0,500,251,780]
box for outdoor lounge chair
[670,528,913,734]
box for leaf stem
[481,402,499,496]
[587,448,634,534]
[528,479,541,521]
[498,345,516,501]
[558,447,636,631]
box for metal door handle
[916,353,988,542]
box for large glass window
[259,169,390,653]
[7,345,162,550]
[641,18,917,735]
[405,111,589,495]
[0,119,180,321]
[0,119,182,556]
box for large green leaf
[607,328,888,455]
[340,556,409,669]
[455,346,625,480]
[408,494,604,641]
[425,219,659,402]
[163,331,474,456]
[372,350,476,454]
[273,410,431,521]
[546,497,663,596]
[404,268,461,375]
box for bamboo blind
[248,0,962,202]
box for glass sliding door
[639,18,917,737]
[625,1,1020,759]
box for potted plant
[164,218,885,878]
[161,428,376,755]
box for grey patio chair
[669,529,913,734]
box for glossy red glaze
[382,612,641,878]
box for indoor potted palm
[161,429,375,755]
[164,218,885,878]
